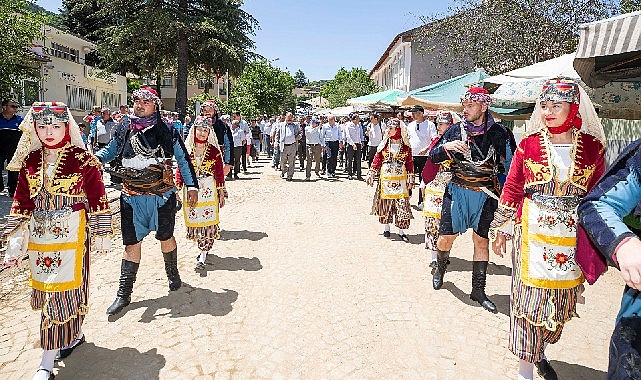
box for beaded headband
[539,78,580,104]
[435,111,453,124]
[192,116,212,128]
[132,87,162,107]
[461,87,492,105]
[31,102,69,124]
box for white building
[17,25,127,120]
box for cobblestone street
[0,157,621,379]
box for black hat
[408,105,424,113]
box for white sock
[383,224,390,232]
[34,349,57,379]
[431,250,438,262]
[198,251,208,263]
[517,359,534,380]
[398,228,405,236]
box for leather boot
[534,358,558,380]
[163,248,181,291]
[106,260,139,315]
[432,250,449,290]
[470,261,497,313]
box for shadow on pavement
[441,281,510,317]
[108,284,238,323]
[549,360,607,379]
[219,230,268,241]
[56,344,165,379]
[444,256,512,276]
[196,255,262,277]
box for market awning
[397,70,489,111]
[347,89,406,107]
[574,11,641,87]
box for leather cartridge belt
[451,162,495,190]
[106,163,174,196]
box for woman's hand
[218,189,226,208]
[492,233,507,258]
[187,189,198,207]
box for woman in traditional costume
[489,79,605,380]
[2,102,112,380]
[421,110,458,267]
[175,116,226,269]
[366,118,414,242]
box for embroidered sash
[183,176,219,227]
[380,161,408,199]
[521,196,584,289]
[423,171,451,217]
[28,208,86,292]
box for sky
[37,0,454,81]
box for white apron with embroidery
[423,171,451,217]
[520,197,584,289]
[28,208,86,292]
[380,158,408,199]
[183,175,219,227]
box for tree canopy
[417,0,621,76]
[0,0,45,100]
[320,68,379,108]
[294,69,308,88]
[61,0,258,113]
[228,60,296,118]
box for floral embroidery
[35,252,62,274]
[543,247,577,272]
[536,208,577,232]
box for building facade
[370,26,472,92]
[17,25,128,120]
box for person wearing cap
[94,87,199,316]
[366,113,387,168]
[429,87,516,313]
[344,113,364,180]
[305,117,325,180]
[201,100,234,175]
[366,118,414,242]
[490,79,605,379]
[0,99,23,196]
[175,116,226,269]
[2,102,112,380]
[406,105,438,208]
[421,111,458,268]
[88,107,118,152]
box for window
[66,85,95,111]
[47,42,79,63]
[101,91,121,109]
[162,76,173,87]
[198,79,214,89]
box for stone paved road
[0,156,622,379]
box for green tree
[62,0,258,114]
[621,0,641,12]
[228,60,295,118]
[0,0,45,100]
[417,0,619,75]
[294,69,308,88]
[60,0,103,42]
[320,67,379,108]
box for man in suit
[274,112,302,181]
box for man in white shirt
[344,113,364,180]
[233,111,250,173]
[406,105,438,207]
[263,117,274,157]
[366,113,387,167]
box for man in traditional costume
[200,100,233,176]
[490,79,605,380]
[429,87,515,313]
[2,102,112,380]
[366,118,414,242]
[176,116,226,269]
[95,87,199,316]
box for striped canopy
[574,11,641,87]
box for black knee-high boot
[432,250,450,290]
[163,248,181,291]
[470,261,497,313]
[106,259,139,315]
